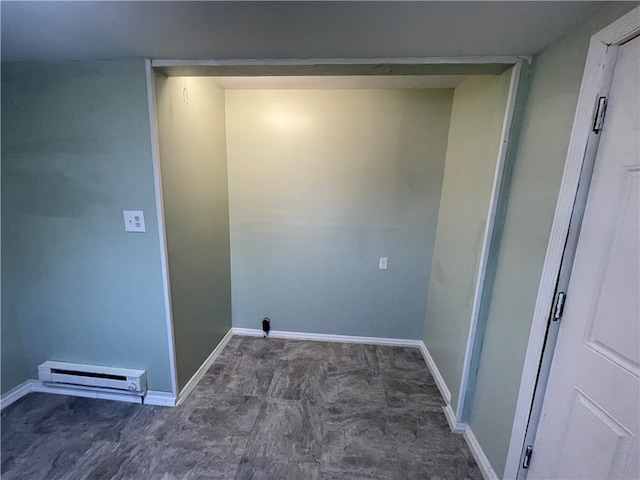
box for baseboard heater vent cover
[38,361,147,396]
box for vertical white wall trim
[418,341,452,404]
[455,61,523,421]
[503,7,640,480]
[465,427,500,480]
[176,328,234,405]
[145,59,179,398]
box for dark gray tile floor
[1,337,483,479]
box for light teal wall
[1,60,173,393]
[468,4,638,477]
[1,309,30,394]
[154,76,232,390]
[423,73,511,410]
[226,89,453,339]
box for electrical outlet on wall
[379,257,388,270]
[123,211,146,233]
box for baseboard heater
[38,361,147,397]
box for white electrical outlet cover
[379,257,388,270]
[123,211,146,233]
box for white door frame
[504,7,640,479]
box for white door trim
[145,59,179,398]
[504,7,640,479]
[454,60,524,424]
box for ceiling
[0,1,621,63]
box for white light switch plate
[379,257,388,270]
[123,211,146,233]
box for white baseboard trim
[443,404,467,434]
[144,390,177,407]
[0,379,39,410]
[464,426,499,480]
[418,341,452,404]
[232,327,423,348]
[176,328,234,406]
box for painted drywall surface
[226,89,453,339]
[422,73,511,410]
[1,310,30,395]
[468,4,638,477]
[1,60,172,393]
[154,76,232,390]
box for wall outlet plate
[123,211,146,233]
[379,257,388,270]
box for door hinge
[592,96,607,133]
[553,292,567,321]
[522,445,533,469]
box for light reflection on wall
[264,110,314,131]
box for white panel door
[527,35,640,480]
